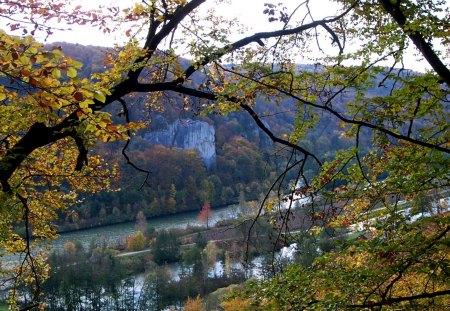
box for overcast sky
[2,0,435,72]
[43,0,337,47]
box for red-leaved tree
[198,201,213,229]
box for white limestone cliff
[144,119,216,168]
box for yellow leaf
[19,55,30,65]
[79,99,93,109]
[42,77,53,87]
[52,68,61,79]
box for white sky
[42,0,340,46]
[1,0,437,71]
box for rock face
[144,118,216,168]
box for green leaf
[94,91,106,103]
[67,67,77,78]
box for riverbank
[48,204,243,252]
[54,202,240,234]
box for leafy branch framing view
[0,0,449,309]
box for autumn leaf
[73,91,84,101]
[67,67,77,78]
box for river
[50,204,241,252]
[0,204,241,266]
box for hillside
[47,42,370,231]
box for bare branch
[118,98,151,190]
[240,103,322,165]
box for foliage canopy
[0,0,449,309]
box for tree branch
[128,0,206,82]
[0,1,353,191]
[118,98,151,190]
[379,0,450,86]
[240,103,322,165]
[71,132,88,172]
[0,122,71,193]
[135,82,322,164]
[214,68,450,155]
[350,289,450,308]
[179,1,359,81]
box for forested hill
[49,42,367,231]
